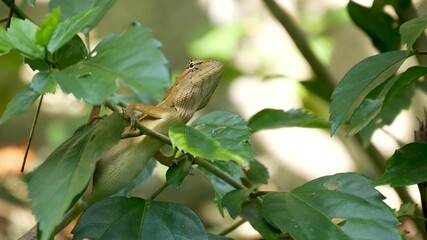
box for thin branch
[250,191,269,198]
[262,0,336,93]
[21,95,44,172]
[193,157,246,190]
[1,0,29,21]
[147,182,169,201]
[5,0,14,28]
[121,131,143,139]
[104,101,171,144]
[218,218,246,236]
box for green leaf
[359,85,414,147]
[30,71,56,94]
[52,22,169,104]
[248,108,330,132]
[28,113,124,240]
[394,202,417,218]
[351,65,426,139]
[25,57,49,71]
[347,1,400,52]
[263,173,400,240]
[0,85,40,125]
[36,8,61,47]
[343,64,426,136]
[54,35,88,69]
[47,8,96,53]
[222,185,258,219]
[0,27,12,54]
[385,66,427,103]
[169,111,253,166]
[72,197,208,240]
[345,75,395,136]
[29,0,36,7]
[240,202,281,240]
[166,157,193,188]
[400,14,427,49]
[244,160,269,185]
[50,0,117,33]
[347,98,383,136]
[6,18,44,59]
[330,50,413,135]
[373,142,427,187]
[198,161,243,217]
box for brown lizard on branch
[19,59,224,240]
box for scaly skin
[19,59,224,240]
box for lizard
[19,59,224,240]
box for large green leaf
[222,185,258,219]
[330,50,413,135]
[347,1,400,52]
[373,142,427,187]
[28,113,124,240]
[72,197,208,240]
[384,66,427,103]
[359,85,414,147]
[54,35,88,69]
[240,202,281,240]
[0,85,40,125]
[52,22,169,104]
[30,71,56,94]
[166,157,193,188]
[5,18,44,59]
[347,98,383,136]
[0,27,12,54]
[355,66,427,145]
[346,72,401,136]
[263,173,400,240]
[50,0,117,33]
[169,111,253,166]
[198,161,243,217]
[47,8,97,53]
[244,160,269,185]
[248,108,330,132]
[400,14,427,49]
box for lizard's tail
[18,199,86,240]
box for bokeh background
[1,0,427,239]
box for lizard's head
[172,59,224,121]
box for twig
[104,101,171,144]
[21,95,44,172]
[147,182,169,201]
[218,218,246,236]
[5,0,14,28]
[1,0,29,21]
[193,157,246,190]
[262,0,335,93]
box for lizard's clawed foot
[125,104,141,129]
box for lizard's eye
[187,60,202,72]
